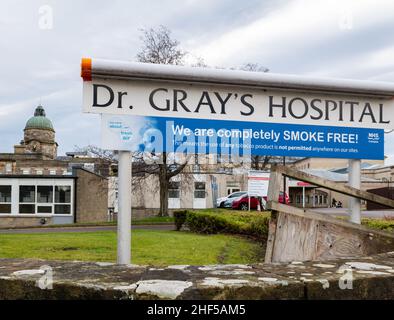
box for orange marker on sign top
[81,57,92,81]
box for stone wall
[75,168,108,223]
[0,217,54,228]
[1,252,394,299]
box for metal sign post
[348,159,361,224]
[117,150,132,264]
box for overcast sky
[1,0,394,162]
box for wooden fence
[265,165,394,263]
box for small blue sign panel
[101,114,384,160]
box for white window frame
[0,184,12,214]
[194,182,206,199]
[19,184,36,214]
[168,181,181,199]
[0,178,74,217]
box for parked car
[216,191,247,208]
[232,195,264,211]
[262,192,289,204]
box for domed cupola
[24,105,54,131]
[23,105,57,159]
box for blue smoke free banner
[101,114,384,160]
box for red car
[232,196,261,210]
[233,192,290,211]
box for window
[12,182,72,215]
[5,163,12,173]
[0,185,11,214]
[49,169,57,175]
[168,182,180,199]
[54,204,70,214]
[37,186,53,203]
[19,185,35,214]
[55,186,70,203]
[194,182,206,198]
[37,186,53,214]
[19,186,35,202]
[55,186,71,214]
[229,191,244,198]
[22,168,30,175]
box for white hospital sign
[83,78,394,130]
[81,58,394,160]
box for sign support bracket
[348,159,361,224]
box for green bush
[173,210,187,231]
[181,209,270,241]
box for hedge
[173,210,187,231]
[174,209,394,241]
[174,209,270,241]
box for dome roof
[24,105,54,131]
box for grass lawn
[0,230,263,266]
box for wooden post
[267,165,282,208]
[264,210,278,263]
[265,165,283,262]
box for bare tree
[240,62,269,73]
[137,25,186,65]
[72,145,117,176]
[75,145,118,163]
[136,25,191,216]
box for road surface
[310,208,394,218]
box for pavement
[0,224,174,234]
[310,207,394,218]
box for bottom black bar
[0,300,393,319]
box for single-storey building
[0,167,108,228]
